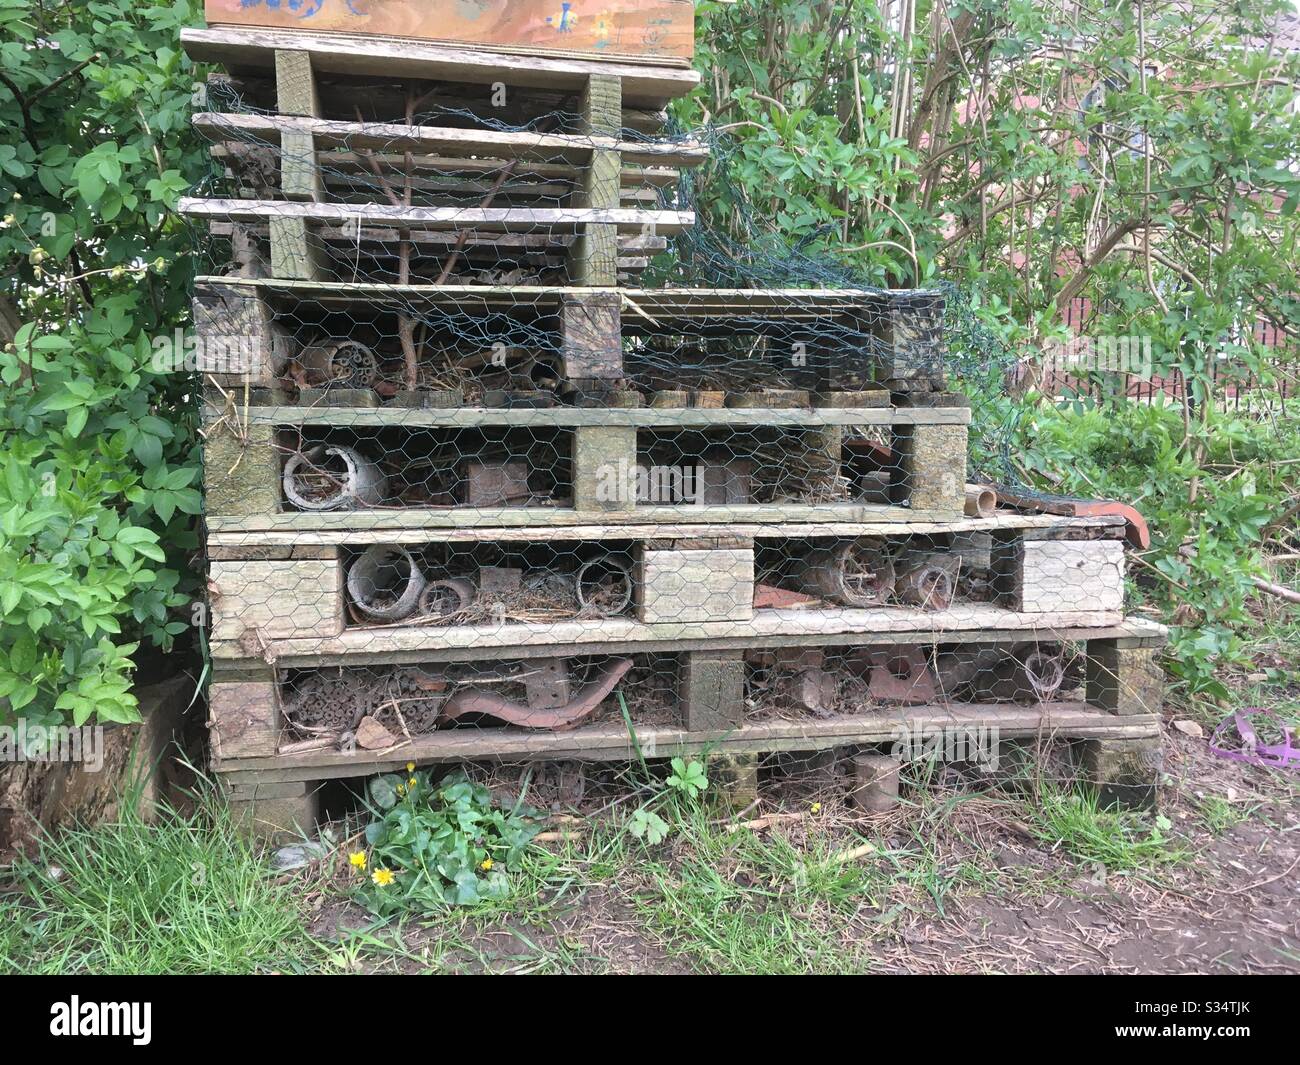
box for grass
[0,790,324,975]
[1026,785,1185,874]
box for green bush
[0,0,205,726]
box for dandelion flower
[406,762,416,773]
[349,851,367,871]
[480,858,494,871]
[811,802,822,814]
[396,782,406,796]
[408,777,417,789]
[372,868,395,887]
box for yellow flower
[408,777,418,789]
[348,850,367,871]
[406,762,416,773]
[372,868,395,887]
[396,782,406,796]
[811,802,822,814]
[480,858,494,871]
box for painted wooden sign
[203,0,695,62]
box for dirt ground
[306,726,1299,974]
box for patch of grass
[1195,794,1254,836]
[0,790,323,975]
[1026,786,1186,874]
[623,794,997,974]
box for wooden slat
[202,0,695,64]
[193,111,708,168]
[203,512,1126,548]
[213,701,1163,781]
[226,404,970,428]
[209,602,1130,665]
[180,27,702,108]
[179,196,693,234]
[191,276,922,316]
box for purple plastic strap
[1209,707,1300,770]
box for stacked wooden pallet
[182,18,1167,836]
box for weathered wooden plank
[191,284,287,388]
[209,601,1130,664]
[573,424,637,512]
[561,291,622,379]
[213,701,1163,781]
[1081,737,1163,809]
[191,277,926,313]
[228,404,971,427]
[182,29,700,108]
[209,558,344,642]
[637,547,754,624]
[202,420,282,517]
[181,196,693,235]
[202,0,695,64]
[193,111,708,168]
[204,512,1125,547]
[202,501,1023,532]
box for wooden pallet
[190,278,948,391]
[212,627,1168,837]
[206,519,1128,660]
[199,400,970,523]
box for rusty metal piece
[438,657,634,731]
[858,647,937,704]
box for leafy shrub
[350,767,541,916]
[0,0,205,726]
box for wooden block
[889,422,966,514]
[573,74,622,286]
[561,291,622,379]
[269,214,325,280]
[191,285,286,387]
[679,651,744,731]
[872,291,947,386]
[573,425,637,511]
[209,680,281,760]
[205,0,696,63]
[637,547,754,624]
[1081,737,1162,809]
[209,558,343,642]
[274,50,320,117]
[848,752,901,812]
[202,420,282,516]
[227,780,320,842]
[993,539,1125,613]
[1086,641,1163,716]
[280,129,321,201]
[707,751,758,812]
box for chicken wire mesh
[192,60,1145,778]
